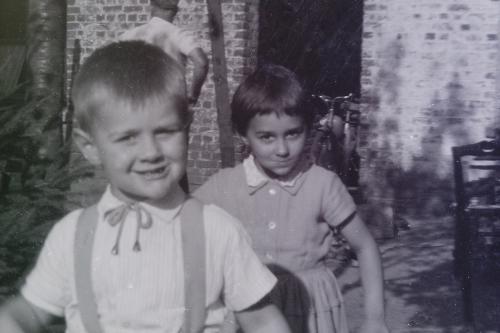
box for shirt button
[268,188,277,195]
[265,253,273,260]
[268,221,277,230]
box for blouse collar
[242,155,309,195]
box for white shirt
[119,17,199,67]
[21,186,276,333]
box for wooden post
[206,0,235,167]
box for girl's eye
[258,134,274,142]
[286,128,305,139]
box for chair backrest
[452,140,500,211]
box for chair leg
[462,269,474,325]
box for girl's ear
[238,133,249,146]
[73,128,101,166]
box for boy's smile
[244,112,307,180]
[78,93,188,207]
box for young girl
[194,64,389,333]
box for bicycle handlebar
[311,93,355,106]
[311,93,360,126]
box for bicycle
[308,93,363,269]
[309,93,361,192]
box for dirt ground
[335,215,499,333]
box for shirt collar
[242,155,309,195]
[97,185,186,224]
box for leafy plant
[0,85,92,301]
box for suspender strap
[180,197,206,333]
[74,198,206,333]
[74,205,102,333]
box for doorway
[258,0,363,98]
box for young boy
[0,41,290,333]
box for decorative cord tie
[105,203,153,255]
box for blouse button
[268,221,277,230]
[268,188,277,195]
[265,253,274,260]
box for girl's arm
[235,296,291,333]
[0,296,55,333]
[341,214,390,333]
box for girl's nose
[275,139,290,157]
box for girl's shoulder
[305,164,344,185]
[211,164,245,181]
[196,164,246,195]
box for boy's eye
[156,127,183,137]
[116,134,137,143]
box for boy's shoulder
[46,208,87,239]
[201,202,243,229]
[200,202,250,241]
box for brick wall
[360,0,500,218]
[66,0,500,225]
[66,0,259,203]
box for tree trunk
[27,0,66,159]
[206,0,235,168]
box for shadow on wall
[366,39,474,218]
[389,73,472,217]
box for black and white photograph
[0,0,499,332]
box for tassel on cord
[105,203,153,255]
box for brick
[448,4,469,11]
[103,5,122,12]
[67,6,80,14]
[124,5,143,12]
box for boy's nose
[141,136,162,161]
[275,139,290,157]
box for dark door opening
[258,0,363,98]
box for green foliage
[0,85,91,302]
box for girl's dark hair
[72,40,188,131]
[231,64,312,136]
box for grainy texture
[359,0,500,220]
[66,0,500,231]
[66,0,259,200]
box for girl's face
[245,112,307,180]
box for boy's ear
[73,128,101,166]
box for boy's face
[244,112,307,180]
[76,92,188,207]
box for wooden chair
[451,139,500,326]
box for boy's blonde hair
[72,40,188,132]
